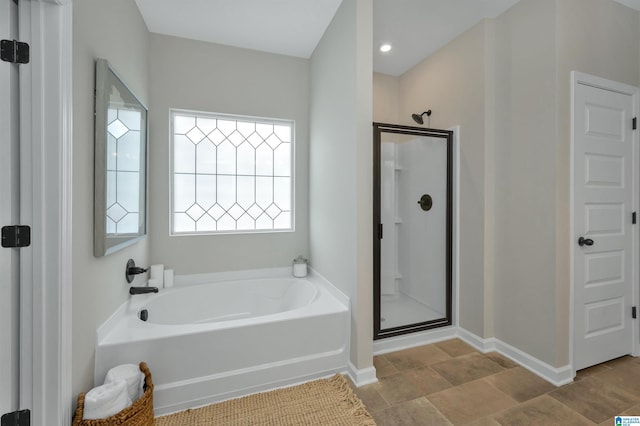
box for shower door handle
[578,237,594,247]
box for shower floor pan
[381,293,444,329]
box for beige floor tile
[484,352,519,369]
[367,342,640,425]
[353,383,390,414]
[383,344,451,371]
[548,376,638,423]
[376,372,425,405]
[494,395,593,426]
[485,366,555,403]
[622,404,640,415]
[602,355,637,369]
[373,397,453,426]
[430,352,504,386]
[402,366,453,395]
[465,418,502,426]
[427,379,517,425]
[596,360,640,399]
[598,403,640,425]
[435,339,477,357]
[374,355,399,378]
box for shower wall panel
[396,137,447,316]
[380,142,398,296]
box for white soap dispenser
[292,255,308,278]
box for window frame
[169,108,296,236]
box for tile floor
[350,339,640,425]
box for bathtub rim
[139,276,320,326]
[96,267,349,346]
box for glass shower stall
[373,123,453,339]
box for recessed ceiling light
[380,43,392,53]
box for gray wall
[493,0,640,368]
[372,73,400,124]
[148,34,310,274]
[310,0,373,368]
[492,0,559,365]
[72,0,150,398]
[396,21,490,338]
[493,0,640,367]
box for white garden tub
[95,269,349,415]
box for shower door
[373,123,452,339]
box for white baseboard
[490,338,573,386]
[457,328,574,386]
[370,326,573,387]
[347,362,378,387]
[456,327,494,352]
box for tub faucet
[129,286,159,295]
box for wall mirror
[94,58,147,257]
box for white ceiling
[135,0,640,77]
[373,0,520,75]
[134,0,343,58]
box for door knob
[578,237,594,247]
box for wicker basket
[72,362,154,426]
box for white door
[573,72,637,371]
[0,0,21,417]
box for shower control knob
[578,237,594,247]
[125,258,148,283]
[417,194,433,211]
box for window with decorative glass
[171,110,294,234]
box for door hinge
[0,40,30,64]
[378,223,383,240]
[1,225,31,248]
[633,212,637,225]
[634,117,637,130]
[633,306,637,319]
[1,410,30,426]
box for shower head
[411,110,432,125]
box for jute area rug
[154,374,376,426]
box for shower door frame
[373,122,453,340]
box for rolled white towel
[150,264,164,287]
[83,380,132,420]
[105,364,144,402]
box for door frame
[18,0,73,424]
[1,0,20,414]
[569,71,640,377]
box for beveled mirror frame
[94,58,147,257]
